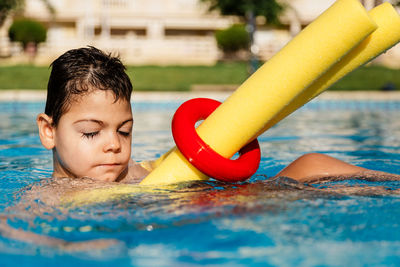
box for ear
[36,113,56,150]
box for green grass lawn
[126,63,248,91]
[329,65,400,91]
[0,63,398,91]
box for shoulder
[121,159,154,184]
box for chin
[99,170,128,182]
[88,166,127,182]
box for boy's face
[51,90,133,182]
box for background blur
[1,0,399,67]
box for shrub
[8,17,47,48]
[1,1,14,26]
[215,24,250,53]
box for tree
[8,17,46,58]
[202,0,284,73]
[203,0,283,24]
[0,0,22,27]
[1,0,54,59]
[1,0,54,27]
[215,24,250,58]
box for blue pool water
[0,98,399,266]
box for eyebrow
[119,119,134,127]
[74,118,134,127]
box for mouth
[97,163,122,167]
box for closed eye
[118,130,131,137]
[82,131,99,139]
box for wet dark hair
[45,46,132,126]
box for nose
[103,132,121,153]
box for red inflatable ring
[171,98,261,182]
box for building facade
[0,0,399,66]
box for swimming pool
[0,96,399,266]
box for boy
[36,46,149,183]
[37,46,398,184]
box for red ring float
[171,98,261,182]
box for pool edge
[1,90,400,102]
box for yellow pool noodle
[140,0,377,185]
[253,2,400,137]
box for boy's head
[37,47,134,182]
[45,46,132,126]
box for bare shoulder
[119,159,153,184]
